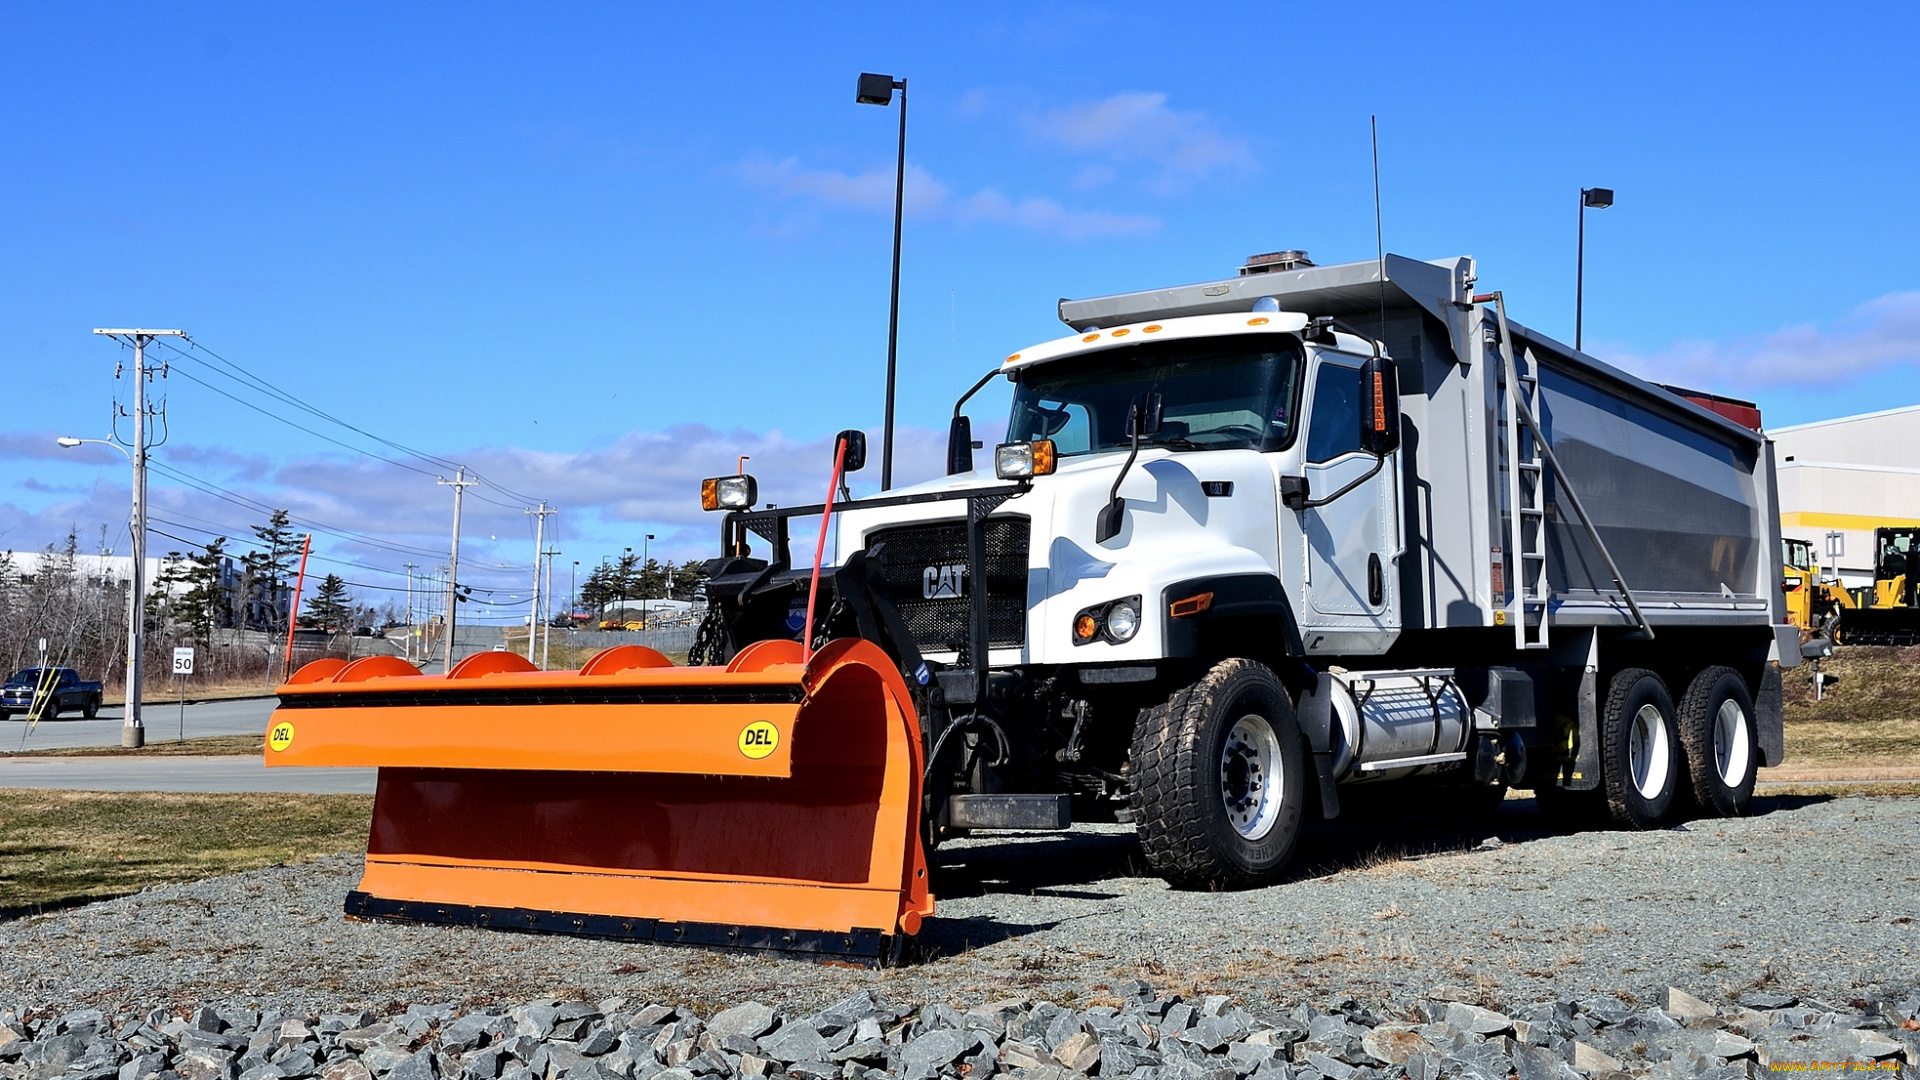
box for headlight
[994,440,1057,480]
[700,474,759,511]
[1071,595,1142,645]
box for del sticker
[738,720,779,759]
[269,722,295,753]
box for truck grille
[866,517,1030,660]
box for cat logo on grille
[922,563,967,599]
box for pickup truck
[0,667,104,719]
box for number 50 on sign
[172,647,195,675]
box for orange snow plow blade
[264,637,931,963]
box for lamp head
[856,72,898,105]
[1582,187,1615,209]
[56,437,82,448]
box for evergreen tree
[243,510,300,633]
[171,538,231,645]
[669,559,708,600]
[302,574,353,632]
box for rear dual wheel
[1602,668,1681,828]
[1678,666,1757,817]
[1131,659,1308,889]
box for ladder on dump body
[1499,326,1551,649]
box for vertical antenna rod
[1370,116,1388,346]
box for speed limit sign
[172,647,195,676]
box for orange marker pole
[282,533,313,681]
[801,437,849,664]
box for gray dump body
[1061,254,1785,638]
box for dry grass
[2,733,265,758]
[104,679,280,707]
[1781,645,1920,769]
[0,789,372,914]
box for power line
[161,337,545,506]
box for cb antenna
[1370,114,1387,355]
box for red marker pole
[281,533,313,682]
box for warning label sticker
[737,720,780,759]
[269,722,295,753]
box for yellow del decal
[737,720,780,759]
[269,722,295,753]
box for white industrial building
[1771,404,1920,587]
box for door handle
[1367,553,1384,607]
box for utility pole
[403,561,417,662]
[542,546,560,670]
[438,469,474,670]
[95,328,184,748]
[526,502,557,663]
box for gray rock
[1514,1044,1581,1080]
[786,1064,836,1080]
[1571,1042,1624,1074]
[1665,991,1716,1022]
[1228,1043,1280,1072]
[1163,1006,1196,1035]
[1443,1041,1512,1080]
[901,1029,976,1071]
[277,1052,320,1079]
[1306,1051,1356,1080]
[497,1039,539,1064]
[321,1063,373,1080]
[239,1066,287,1080]
[576,1028,618,1059]
[1403,1051,1442,1080]
[1053,1031,1099,1073]
[194,1011,227,1036]
[703,1007,773,1044]
[817,996,882,1031]
[512,1011,557,1043]
[629,1011,674,1032]
[338,1030,397,1055]
[441,1018,493,1055]
[122,1052,171,1080]
[648,1071,693,1080]
[759,1027,832,1066]
[1444,1004,1514,1037]
[1185,1015,1244,1053]
[177,1050,240,1080]
[361,1046,414,1076]
[1358,1027,1431,1067]
[1738,994,1796,1011]
[461,1049,505,1080]
[387,1051,436,1080]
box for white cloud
[1606,291,1920,392]
[738,157,1158,240]
[1027,92,1254,195]
[1,422,960,607]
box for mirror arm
[953,367,1002,417]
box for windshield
[7,669,48,684]
[1783,540,1812,571]
[1008,335,1303,456]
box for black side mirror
[947,415,973,475]
[1127,392,1163,438]
[1280,475,1311,511]
[837,429,868,472]
[1358,355,1401,455]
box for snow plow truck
[264,250,1801,963]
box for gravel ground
[1,794,1915,1020]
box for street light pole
[1575,186,1614,352]
[642,533,654,631]
[857,72,908,491]
[90,328,184,748]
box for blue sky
[4,2,1917,617]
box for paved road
[0,696,278,752]
[0,755,375,794]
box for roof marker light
[1247,317,1270,326]
[1082,333,1100,342]
[1143,324,1162,333]
[1111,328,1130,337]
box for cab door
[1294,355,1401,638]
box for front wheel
[1131,659,1309,889]
[1679,667,1757,817]
[1602,668,1680,828]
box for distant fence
[555,627,697,655]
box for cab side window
[1305,360,1364,463]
